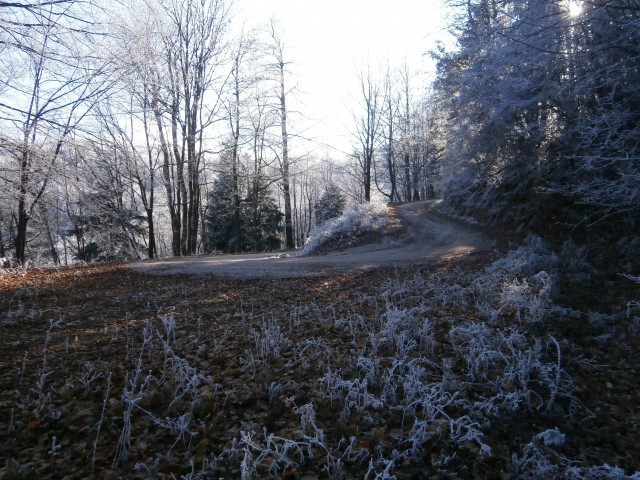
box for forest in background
[0,0,638,270]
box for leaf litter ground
[1,251,639,479]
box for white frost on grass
[300,202,397,256]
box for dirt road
[132,201,493,278]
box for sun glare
[567,1,582,17]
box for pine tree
[204,172,283,253]
[314,184,346,226]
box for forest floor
[1,207,639,479]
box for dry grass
[1,254,639,479]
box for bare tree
[267,20,295,248]
[378,64,398,202]
[223,31,260,252]
[94,98,160,259]
[161,0,232,255]
[351,65,382,203]
[0,0,91,56]
[119,0,232,257]
[0,1,112,264]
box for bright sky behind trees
[239,0,450,155]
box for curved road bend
[131,201,493,278]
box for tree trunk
[146,207,156,259]
[355,67,380,204]
[403,152,411,201]
[41,206,59,266]
[279,59,295,249]
[172,105,188,256]
[187,81,202,255]
[14,208,28,265]
[232,156,242,252]
[152,89,181,256]
[142,98,157,259]
[385,80,396,201]
[231,55,243,253]
[0,220,5,259]
[364,155,372,203]
[15,147,30,264]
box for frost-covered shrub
[510,428,569,479]
[241,319,291,385]
[499,271,553,324]
[225,429,313,478]
[449,322,571,413]
[300,202,397,255]
[475,236,572,324]
[318,370,383,421]
[490,235,595,288]
[488,234,558,278]
[1,255,13,268]
[558,240,593,281]
[377,306,433,356]
[449,321,502,381]
[511,429,640,479]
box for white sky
[238,0,450,157]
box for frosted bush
[499,271,552,324]
[1,255,12,268]
[294,402,325,442]
[226,430,312,478]
[159,310,177,346]
[3,302,41,326]
[364,452,399,480]
[489,234,558,278]
[586,465,640,479]
[300,202,397,255]
[334,313,368,345]
[449,322,571,413]
[166,355,208,410]
[450,321,500,381]
[114,333,153,466]
[481,236,560,325]
[284,337,333,373]
[314,183,346,225]
[79,361,103,387]
[537,427,565,446]
[356,356,381,385]
[380,269,470,313]
[241,319,290,384]
[319,372,383,421]
[558,240,593,281]
[448,415,492,456]
[511,429,640,479]
[223,407,356,478]
[510,434,566,479]
[377,306,430,356]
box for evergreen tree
[204,172,237,253]
[245,179,284,252]
[314,183,346,226]
[204,172,283,253]
[68,191,146,262]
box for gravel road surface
[132,201,493,278]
